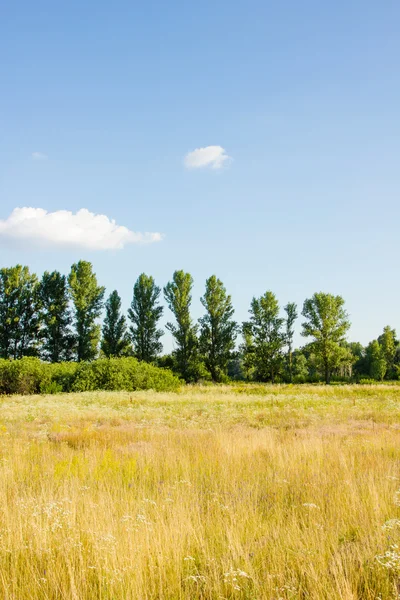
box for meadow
[1,384,400,599]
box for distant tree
[284,302,298,382]
[347,341,367,380]
[292,351,309,382]
[39,271,74,362]
[0,265,41,359]
[101,290,131,357]
[378,326,398,379]
[243,291,285,382]
[128,274,164,362]
[227,353,244,380]
[367,339,387,381]
[301,292,351,384]
[335,343,356,379]
[156,353,176,371]
[239,323,256,381]
[199,275,238,381]
[68,261,105,361]
[164,270,199,382]
[395,346,400,379]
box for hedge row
[0,357,182,395]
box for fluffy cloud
[31,152,47,160]
[184,145,231,170]
[0,207,163,251]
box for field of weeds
[1,384,400,599]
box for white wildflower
[382,519,400,531]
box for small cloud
[31,152,47,160]
[184,145,231,170]
[0,207,163,251]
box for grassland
[1,384,400,599]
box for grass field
[1,384,400,599]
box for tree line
[0,261,399,384]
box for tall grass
[0,385,400,598]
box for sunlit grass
[1,385,400,598]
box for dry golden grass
[1,384,400,599]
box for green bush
[0,357,181,395]
[0,357,49,395]
[46,362,79,393]
[293,374,308,384]
[75,357,181,392]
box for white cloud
[0,207,163,251]
[184,145,231,170]
[31,152,47,160]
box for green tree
[128,274,164,362]
[293,351,309,382]
[301,292,351,384]
[39,270,74,362]
[0,265,41,359]
[284,302,298,382]
[68,261,105,361]
[239,323,256,380]
[164,270,199,382]
[378,326,398,379]
[367,339,387,381]
[101,290,131,357]
[198,275,238,381]
[347,341,367,380]
[243,291,285,382]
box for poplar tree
[284,302,298,382]
[164,270,199,381]
[199,275,238,381]
[0,265,41,359]
[128,274,163,362]
[377,326,398,379]
[367,339,387,381]
[101,290,131,357]
[68,261,105,361]
[39,270,74,362]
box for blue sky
[1,0,399,351]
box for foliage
[43,361,79,393]
[39,270,75,362]
[292,352,309,383]
[301,292,351,384]
[164,270,200,382]
[0,357,48,394]
[198,275,238,381]
[239,324,256,380]
[367,340,387,381]
[1,261,400,385]
[156,353,176,371]
[128,274,164,362]
[0,356,180,395]
[71,357,180,392]
[0,265,41,359]
[242,291,285,382]
[68,261,105,361]
[101,290,131,357]
[378,326,398,380]
[284,302,298,382]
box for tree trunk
[325,362,330,384]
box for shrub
[46,362,79,393]
[0,357,49,395]
[72,357,181,392]
[0,357,181,395]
